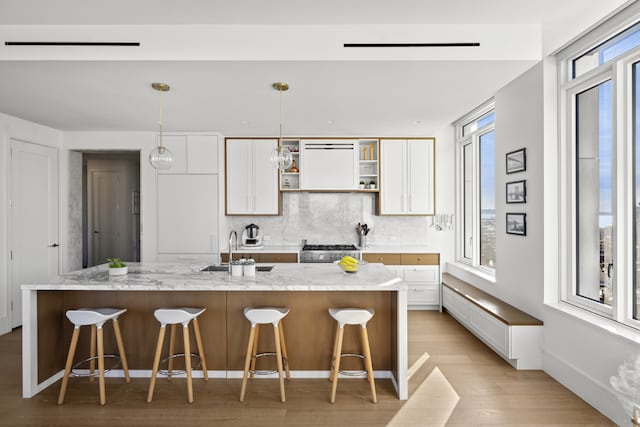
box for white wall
[0,113,62,334]
[447,63,546,320]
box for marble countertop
[22,262,403,292]
[220,245,301,253]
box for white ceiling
[0,1,632,136]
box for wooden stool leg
[360,326,377,403]
[58,327,81,405]
[183,324,194,403]
[97,326,106,405]
[329,323,340,382]
[147,325,166,403]
[278,321,291,381]
[250,324,260,380]
[330,326,345,403]
[89,325,96,382]
[240,325,256,402]
[167,324,177,382]
[273,323,286,403]
[112,318,130,383]
[192,318,208,381]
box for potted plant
[359,181,366,189]
[107,257,128,276]
[368,180,376,189]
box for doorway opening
[80,151,141,268]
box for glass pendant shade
[149,82,173,170]
[270,146,293,170]
[149,145,174,170]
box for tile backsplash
[223,192,433,246]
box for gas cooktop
[300,244,360,263]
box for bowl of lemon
[335,256,359,273]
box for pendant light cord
[279,85,283,146]
[158,90,164,149]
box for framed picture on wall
[506,148,526,174]
[506,180,526,203]
[506,213,527,236]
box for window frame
[455,101,496,276]
[558,9,640,330]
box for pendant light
[270,82,293,170]
[149,82,174,170]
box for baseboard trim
[542,347,620,425]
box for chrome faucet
[228,230,238,273]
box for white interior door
[10,139,58,329]
[89,170,123,266]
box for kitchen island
[22,262,407,400]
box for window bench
[442,273,543,369]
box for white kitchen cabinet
[158,134,218,175]
[226,138,279,215]
[158,174,218,254]
[300,139,359,190]
[403,265,440,308]
[380,139,435,215]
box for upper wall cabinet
[158,134,219,175]
[226,138,279,215]
[380,138,435,215]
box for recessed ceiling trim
[4,41,140,46]
[343,42,480,48]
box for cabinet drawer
[259,253,298,263]
[362,253,401,265]
[403,266,439,283]
[408,285,439,305]
[400,253,439,265]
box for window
[456,102,496,273]
[560,13,640,328]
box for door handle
[93,230,100,234]
[49,243,59,248]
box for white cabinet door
[158,174,217,253]
[408,139,435,215]
[301,140,358,190]
[226,139,253,214]
[380,140,406,214]
[188,135,218,174]
[226,139,279,215]
[253,139,279,214]
[158,135,188,174]
[380,139,435,215]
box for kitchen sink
[200,265,275,272]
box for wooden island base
[35,290,398,386]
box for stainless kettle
[246,224,259,239]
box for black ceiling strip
[4,41,140,46]
[343,42,480,48]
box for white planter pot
[109,266,128,276]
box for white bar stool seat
[58,307,130,405]
[147,307,208,404]
[240,307,290,403]
[328,307,377,403]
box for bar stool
[240,307,290,403]
[147,308,208,404]
[328,308,377,403]
[58,308,130,405]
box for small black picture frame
[506,148,526,174]
[506,180,526,203]
[506,213,527,236]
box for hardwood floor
[0,311,613,426]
